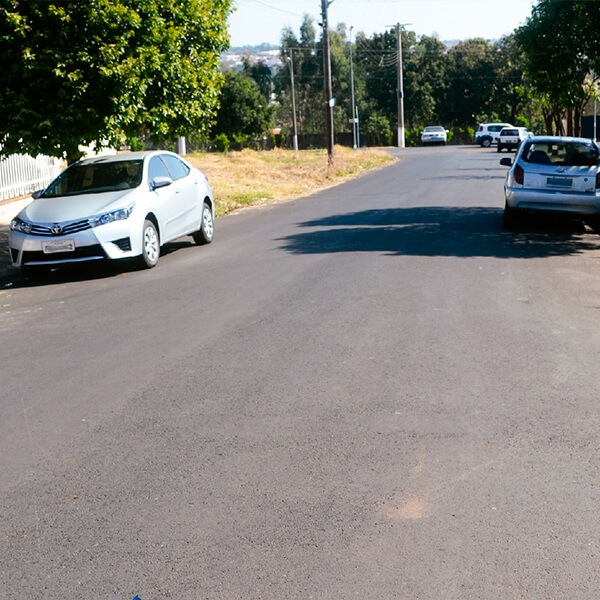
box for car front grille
[29,219,92,236]
[21,244,106,265]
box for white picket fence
[0,154,63,202]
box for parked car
[9,151,214,272]
[500,136,600,230]
[421,126,448,146]
[475,122,513,147]
[497,127,532,152]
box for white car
[497,127,532,153]
[500,136,600,230]
[475,122,513,147]
[9,151,214,272]
[421,126,448,146]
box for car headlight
[88,202,135,228]
[10,217,32,234]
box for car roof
[76,151,175,166]
[526,135,597,144]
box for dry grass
[186,145,395,217]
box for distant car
[497,127,532,152]
[475,122,513,147]
[500,136,600,230]
[9,151,214,272]
[421,126,448,146]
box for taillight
[514,164,524,185]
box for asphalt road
[3,146,600,599]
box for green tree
[212,71,274,143]
[515,0,598,135]
[0,0,231,163]
[441,38,505,127]
[242,54,273,101]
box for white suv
[475,123,513,147]
[497,127,532,152]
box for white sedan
[421,126,448,146]
[9,151,214,271]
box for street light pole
[349,26,357,149]
[287,49,299,151]
[321,0,335,166]
[396,23,405,148]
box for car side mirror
[151,175,173,190]
[31,190,44,199]
[500,158,512,167]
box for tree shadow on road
[277,206,600,259]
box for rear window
[501,129,518,136]
[522,141,600,167]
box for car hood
[20,190,136,223]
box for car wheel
[482,137,492,148]
[139,219,160,268]
[192,201,214,245]
[502,201,517,230]
[497,145,503,153]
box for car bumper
[8,219,142,268]
[505,187,600,215]
[422,136,446,144]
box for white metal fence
[0,154,63,202]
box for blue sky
[229,0,536,47]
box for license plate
[42,239,75,254]
[547,177,573,188]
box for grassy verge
[186,145,395,217]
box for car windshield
[43,160,144,197]
[522,141,600,167]
[424,126,444,132]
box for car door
[161,154,201,235]
[147,155,192,242]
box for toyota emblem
[51,224,63,235]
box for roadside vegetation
[188,146,394,217]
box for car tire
[192,201,214,245]
[502,202,517,230]
[481,137,492,148]
[497,144,503,153]
[139,219,160,268]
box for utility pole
[287,49,299,151]
[321,0,335,166]
[396,23,405,148]
[349,26,357,149]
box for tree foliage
[515,0,600,135]
[0,0,232,162]
[212,71,274,142]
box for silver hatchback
[501,136,600,230]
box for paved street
[3,146,600,599]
